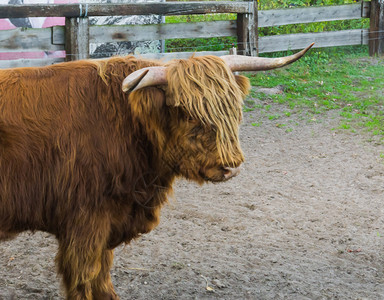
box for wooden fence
[0,1,383,68]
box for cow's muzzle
[199,165,241,182]
[222,166,241,181]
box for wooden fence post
[65,17,89,61]
[237,13,249,55]
[369,0,384,56]
[249,0,258,56]
[236,0,258,56]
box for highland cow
[0,43,313,299]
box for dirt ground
[1,101,384,300]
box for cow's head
[123,44,313,183]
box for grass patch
[245,45,384,138]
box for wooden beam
[369,0,384,56]
[65,17,89,61]
[0,58,65,69]
[52,26,65,45]
[237,13,249,56]
[0,27,63,52]
[362,1,371,18]
[258,3,365,28]
[236,0,257,56]
[259,29,368,53]
[0,51,230,69]
[90,21,236,43]
[249,0,258,56]
[135,50,229,61]
[0,2,251,18]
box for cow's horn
[122,66,167,92]
[221,43,314,72]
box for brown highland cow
[0,44,313,299]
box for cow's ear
[129,87,166,113]
[129,87,167,146]
[235,75,251,96]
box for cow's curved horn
[122,66,167,92]
[221,43,314,72]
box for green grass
[244,45,384,138]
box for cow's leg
[55,218,111,300]
[56,239,103,300]
[91,249,119,300]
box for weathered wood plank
[236,0,256,56]
[249,0,258,56]
[259,3,364,27]
[90,20,236,43]
[259,29,368,53]
[52,26,65,45]
[237,13,249,55]
[362,1,371,18]
[0,2,251,18]
[0,50,229,69]
[135,50,229,61]
[0,27,63,51]
[65,17,89,61]
[0,58,65,69]
[369,0,384,56]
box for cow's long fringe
[165,56,249,166]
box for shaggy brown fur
[0,54,249,299]
[165,55,248,166]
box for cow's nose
[223,166,241,180]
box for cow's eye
[187,116,198,124]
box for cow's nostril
[223,166,241,180]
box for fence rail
[90,21,237,43]
[259,29,369,53]
[0,2,251,18]
[258,3,370,27]
[0,1,382,69]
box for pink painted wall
[0,0,78,60]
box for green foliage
[165,37,236,53]
[166,13,236,24]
